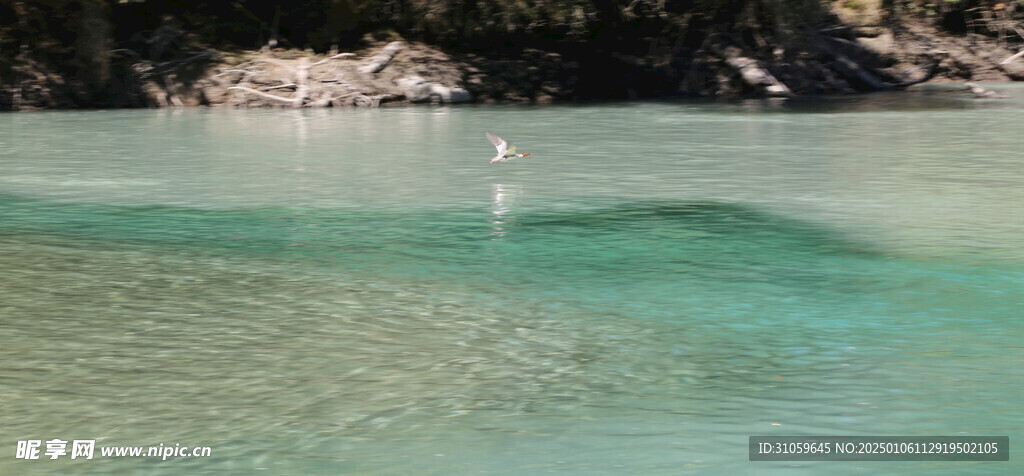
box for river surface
[1,86,1022,474]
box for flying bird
[486,132,532,164]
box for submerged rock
[964,82,1010,99]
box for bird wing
[506,145,517,156]
[486,132,507,155]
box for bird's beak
[522,153,531,157]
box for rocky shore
[3,2,1022,110]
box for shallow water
[1,87,1022,474]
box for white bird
[486,132,532,164]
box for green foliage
[10,0,971,108]
[1,0,854,56]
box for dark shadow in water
[0,192,886,302]
[0,193,873,256]
[513,200,861,251]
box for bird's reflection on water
[490,183,521,241]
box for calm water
[1,87,1022,475]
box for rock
[857,32,896,58]
[998,53,1024,80]
[965,82,1009,99]
[396,75,472,103]
[534,93,555,104]
[396,75,432,101]
[429,84,472,103]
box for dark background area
[1,0,1021,108]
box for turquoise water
[1,89,1022,474]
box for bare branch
[266,83,298,90]
[311,52,356,67]
[215,69,251,77]
[1000,49,1024,65]
[228,86,298,104]
[153,51,216,71]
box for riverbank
[3,2,1022,109]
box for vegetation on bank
[1,0,1022,109]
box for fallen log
[813,37,937,91]
[358,42,405,74]
[714,45,791,96]
[831,53,893,90]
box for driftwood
[358,41,405,74]
[714,45,791,96]
[229,57,309,107]
[830,53,936,90]
[213,42,474,108]
[1001,49,1024,65]
[814,36,937,91]
[830,53,892,90]
[227,53,360,108]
